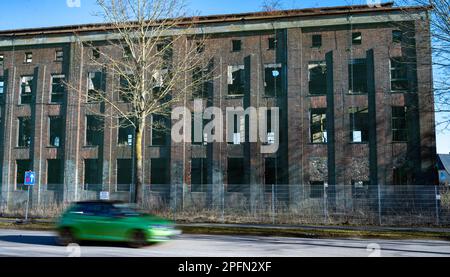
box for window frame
[50,74,66,103]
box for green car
[56,200,181,248]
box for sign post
[24,171,36,222]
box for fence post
[435,186,440,226]
[377,183,382,226]
[272,184,275,225]
[323,183,328,224]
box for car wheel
[58,228,77,246]
[128,230,147,248]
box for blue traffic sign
[24,171,36,186]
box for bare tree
[70,0,210,204]
[261,0,284,12]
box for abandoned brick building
[0,3,438,210]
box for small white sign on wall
[100,191,110,200]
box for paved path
[0,229,449,257]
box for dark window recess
[309,61,327,95]
[192,67,211,98]
[352,32,362,45]
[18,117,32,147]
[191,158,208,192]
[119,75,135,102]
[87,72,104,101]
[310,181,324,198]
[352,180,369,199]
[118,118,134,146]
[84,159,102,191]
[16,160,32,191]
[264,158,284,193]
[196,41,205,53]
[25,52,32,63]
[55,50,64,62]
[47,159,63,191]
[20,76,34,104]
[123,46,132,58]
[348,59,367,94]
[93,47,101,59]
[152,115,169,146]
[349,107,369,143]
[0,54,4,67]
[312,34,322,48]
[228,65,245,95]
[49,116,63,147]
[227,158,248,192]
[232,40,242,52]
[51,75,65,103]
[268,37,276,50]
[264,64,282,97]
[86,115,104,146]
[0,77,5,94]
[117,159,132,192]
[390,57,409,92]
[392,106,408,142]
[393,167,408,185]
[151,158,170,192]
[392,30,403,43]
[310,108,327,143]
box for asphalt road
[0,229,449,257]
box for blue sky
[1,0,448,153]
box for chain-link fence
[1,184,449,227]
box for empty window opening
[16,160,32,191]
[49,116,63,147]
[227,158,248,192]
[392,106,408,142]
[47,159,63,191]
[264,158,283,193]
[25,52,33,63]
[191,158,208,193]
[84,159,102,191]
[392,30,403,43]
[268,37,276,50]
[310,181,325,198]
[93,47,101,59]
[393,166,408,185]
[51,75,65,103]
[310,108,327,143]
[151,158,170,192]
[232,40,242,52]
[309,61,327,95]
[227,65,245,96]
[87,72,104,102]
[390,57,409,92]
[352,180,369,198]
[118,118,134,146]
[152,115,170,146]
[312,34,322,48]
[0,54,4,67]
[349,107,369,143]
[264,64,282,97]
[117,159,132,192]
[18,117,31,148]
[192,66,211,99]
[352,32,362,45]
[20,76,34,104]
[348,59,367,94]
[86,115,104,146]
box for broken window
[352,32,362,45]
[227,158,248,192]
[268,37,276,50]
[84,159,102,191]
[49,116,63,147]
[25,52,32,63]
[118,117,134,146]
[119,74,135,102]
[310,108,327,143]
[86,115,104,146]
[228,114,245,145]
[117,159,132,192]
[18,117,31,147]
[352,180,369,198]
[393,166,408,185]
[191,158,208,192]
[192,67,211,99]
[196,41,205,53]
[390,57,409,92]
[151,158,170,192]
[310,181,324,198]
[152,115,169,146]
[0,77,4,94]
[264,158,283,193]
[123,46,132,59]
[309,61,327,95]
[87,72,104,102]
[93,47,101,59]
[51,75,65,103]
[192,117,209,145]
[16,160,32,191]
[349,107,369,143]
[348,59,367,94]
[47,159,63,190]
[265,109,277,145]
[312,34,322,48]
[20,76,34,104]
[392,106,408,142]
[227,65,245,96]
[392,30,402,43]
[232,40,241,52]
[264,64,282,97]
[55,50,64,62]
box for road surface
[0,229,449,257]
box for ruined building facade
[0,3,438,210]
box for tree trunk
[134,119,145,205]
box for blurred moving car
[56,200,181,248]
